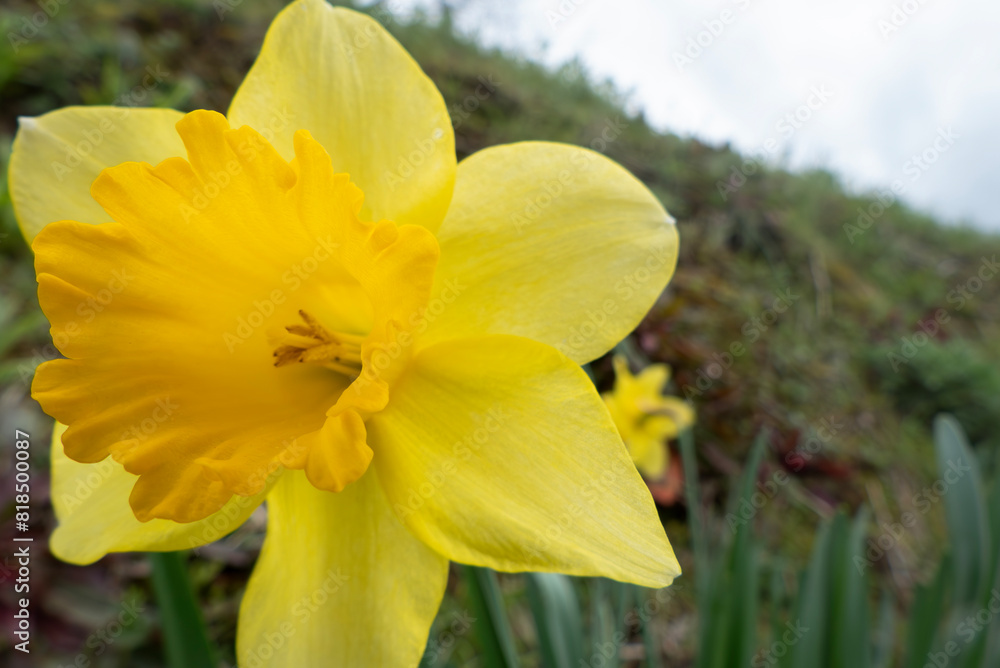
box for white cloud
[390,0,1000,229]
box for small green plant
[680,414,1000,668]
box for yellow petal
[612,355,637,384]
[647,397,696,434]
[636,362,671,394]
[9,107,186,242]
[48,424,264,565]
[629,431,669,479]
[603,391,634,441]
[228,0,455,232]
[237,470,448,666]
[370,335,680,588]
[608,355,648,420]
[421,142,678,364]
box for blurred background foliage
[0,0,999,665]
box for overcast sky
[390,0,999,231]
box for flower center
[273,310,366,377]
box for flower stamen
[273,310,366,375]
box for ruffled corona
[31,110,439,522]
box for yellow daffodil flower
[604,356,695,479]
[10,1,681,664]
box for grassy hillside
[1,0,999,664]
